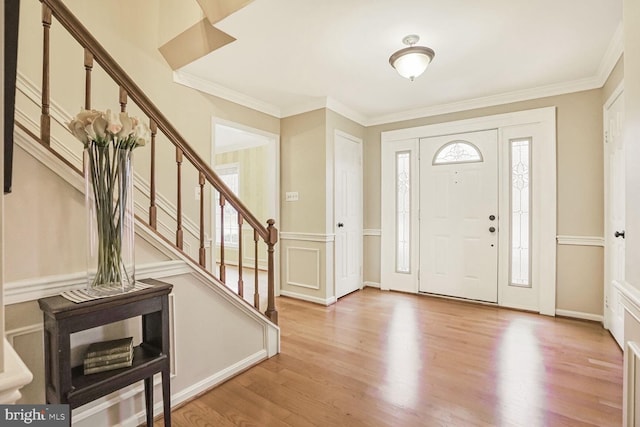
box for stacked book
[83,337,134,375]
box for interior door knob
[489,226,496,233]
[337,222,344,228]
[615,230,625,239]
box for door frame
[603,80,625,333]
[334,130,364,298]
[211,117,281,296]
[380,107,557,315]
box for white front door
[605,88,625,348]
[419,130,499,302]
[335,132,363,299]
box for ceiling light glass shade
[389,46,435,81]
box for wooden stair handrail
[40,0,273,244]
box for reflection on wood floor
[159,288,622,427]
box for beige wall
[215,144,270,222]
[280,109,364,302]
[364,89,605,314]
[280,109,326,234]
[11,0,623,318]
[624,0,640,289]
[15,0,280,281]
[213,145,270,265]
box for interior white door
[335,132,363,298]
[605,89,625,348]
[419,130,499,302]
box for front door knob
[337,222,344,228]
[489,226,496,233]
[615,230,625,239]
[489,215,496,221]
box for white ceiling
[177,0,623,126]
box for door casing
[380,107,557,315]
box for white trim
[0,340,33,404]
[280,289,336,306]
[555,309,604,322]
[285,247,320,289]
[363,229,381,236]
[16,72,70,130]
[618,281,640,315]
[383,107,556,142]
[72,349,267,425]
[169,26,624,129]
[280,232,335,242]
[381,107,556,315]
[5,324,43,344]
[364,281,381,288]
[596,21,624,87]
[368,77,601,127]
[169,349,266,407]
[604,81,625,110]
[625,341,640,426]
[174,70,281,117]
[14,119,83,190]
[556,235,605,247]
[3,261,191,305]
[326,98,368,126]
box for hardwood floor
[160,289,623,427]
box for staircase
[16,0,279,324]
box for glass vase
[84,143,135,296]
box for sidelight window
[510,139,531,287]
[396,152,411,273]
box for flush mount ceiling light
[389,35,435,81]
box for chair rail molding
[280,232,335,242]
[4,260,190,305]
[556,235,605,247]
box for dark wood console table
[38,278,172,426]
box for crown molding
[596,20,624,87]
[279,97,368,126]
[365,75,602,126]
[173,70,281,118]
[175,21,623,128]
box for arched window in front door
[432,140,483,165]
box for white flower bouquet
[68,109,149,295]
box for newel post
[265,219,278,324]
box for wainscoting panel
[625,341,640,426]
[285,247,320,289]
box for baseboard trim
[364,281,381,288]
[555,309,603,322]
[280,290,336,306]
[73,349,267,425]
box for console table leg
[162,368,171,427]
[144,376,153,426]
